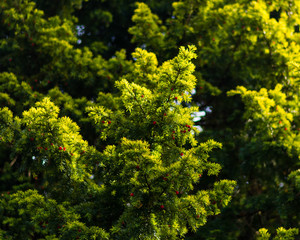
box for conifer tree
[1,0,299,239]
[87,46,235,238]
[0,42,235,238]
[128,0,300,238]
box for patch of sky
[76,25,85,36]
[42,157,48,166]
[191,111,205,122]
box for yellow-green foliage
[0,72,36,113]
[0,98,96,184]
[88,46,236,239]
[257,227,299,240]
[0,190,109,239]
[129,2,166,51]
[129,0,300,96]
[4,0,300,238]
[0,0,133,99]
[228,84,299,157]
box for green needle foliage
[127,1,300,238]
[0,190,109,240]
[0,44,235,239]
[88,46,236,239]
[0,0,299,239]
[257,227,299,240]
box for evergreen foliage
[0,0,299,239]
[87,46,235,238]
